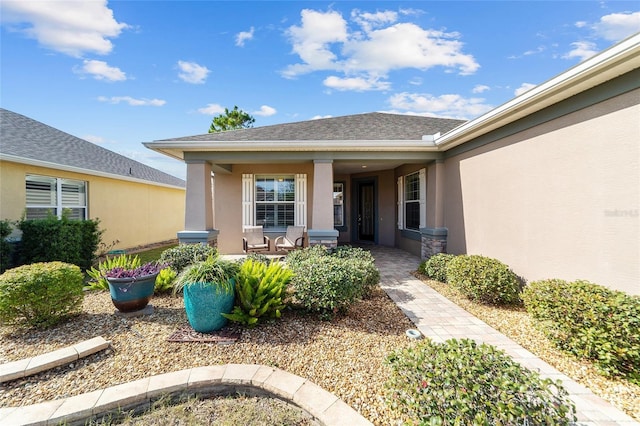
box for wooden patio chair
[242,225,270,253]
[274,226,305,252]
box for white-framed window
[397,169,426,231]
[243,174,307,231]
[25,175,87,220]
[333,182,344,227]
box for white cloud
[97,96,166,106]
[514,83,537,96]
[177,61,210,84]
[252,105,277,117]
[197,103,226,115]
[351,9,398,32]
[76,59,126,81]
[282,8,479,92]
[472,84,490,94]
[323,75,391,91]
[563,41,599,61]
[283,9,349,76]
[236,26,255,47]
[1,0,128,57]
[388,92,493,120]
[592,11,640,42]
[311,115,333,120]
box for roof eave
[143,139,440,160]
[1,154,186,190]
[435,33,640,150]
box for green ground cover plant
[385,338,577,425]
[523,279,640,385]
[0,261,84,328]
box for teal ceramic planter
[107,273,157,313]
[183,279,235,333]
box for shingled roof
[157,112,466,142]
[0,108,185,188]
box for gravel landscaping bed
[0,287,414,426]
[419,275,640,422]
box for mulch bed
[167,326,242,344]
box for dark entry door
[357,181,376,242]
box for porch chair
[274,226,305,252]
[242,225,271,253]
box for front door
[355,179,376,243]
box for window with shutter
[25,175,87,220]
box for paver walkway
[370,245,638,426]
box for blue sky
[1,1,639,180]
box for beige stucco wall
[0,160,185,252]
[213,163,315,254]
[444,88,640,295]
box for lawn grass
[132,244,177,264]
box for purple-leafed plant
[105,261,166,280]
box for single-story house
[0,108,186,252]
[145,34,639,295]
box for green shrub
[419,253,455,283]
[285,244,328,268]
[223,259,293,327]
[286,245,380,319]
[86,254,142,291]
[523,279,640,384]
[154,267,177,294]
[446,254,521,305]
[159,243,217,273]
[0,261,84,328]
[289,256,360,318]
[0,220,14,273]
[243,252,270,265]
[385,338,576,425]
[330,246,380,296]
[17,214,103,270]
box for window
[333,182,344,227]
[243,174,306,231]
[255,176,295,229]
[26,175,87,220]
[404,172,420,230]
[397,169,425,231]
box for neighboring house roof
[158,112,465,142]
[0,108,185,188]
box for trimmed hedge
[0,261,84,328]
[418,253,456,283]
[17,215,102,270]
[446,254,521,305]
[523,279,640,384]
[0,220,13,273]
[385,338,576,425]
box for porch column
[309,159,338,248]
[177,160,219,246]
[421,160,447,258]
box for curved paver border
[0,363,373,426]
